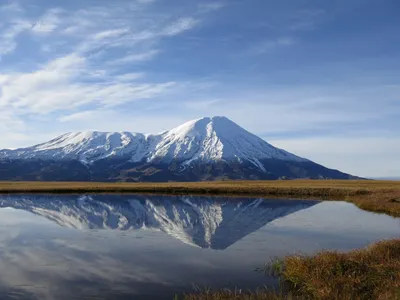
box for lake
[0,194,398,299]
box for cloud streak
[0,20,31,57]
[0,0,202,143]
[253,37,296,54]
[32,8,63,34]
[0,53,177,113]
[162,17,199,36]
[109,50,161,64]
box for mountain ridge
[0,116,357,181]
[0,116,306,166]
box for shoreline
[0,180,399,217]
[185,239,400,300]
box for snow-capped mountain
[0,117,304,166]
[0,194,318,249]
[0,116,356,181]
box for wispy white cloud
[0,111,26,131]
[32,8,63,34]
[0,110,30,149]
[0,0,204,138]
[109,50,161,65]
[92,29,129,41]
[0,2,23,13]
[57,110,194,135]
[0,52,176,113]
[59,110,110,123]
[0,20,32,57]
[241,7,325,57]
[114,73,145,81]
[253,37,296,54]
[162,17,199,36]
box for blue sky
[0,0,399,177]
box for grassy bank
[0,180,399,217]
[184,239,400,300]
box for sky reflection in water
[0,194,398,300]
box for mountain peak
[0,116,307,168]
[166,116,240,140]
[210,115,234,122]
[185,116,237,125]
[169,116,250,138]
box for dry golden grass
[184,239,400,300]
[281,239,400,300]
[0,180,399,217]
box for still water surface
[0,194,398,299]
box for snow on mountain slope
[0,195,317,249]
[149,117,306,168]
[1,131,150,163]
[0,116,307,170]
